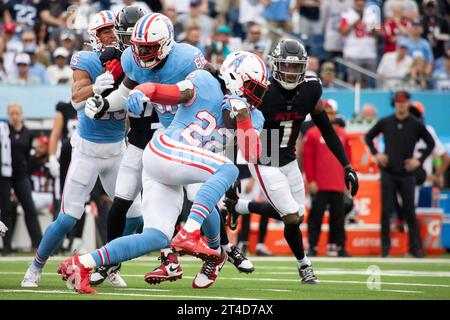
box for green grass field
[1,255,450,300]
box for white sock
[183,219,202,232]
[78,254,97,268]
[297,256,311,268]
[161,247,173,256]
[222,243,232,253]
[235,199,250,214]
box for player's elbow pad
[105,82,131,112]
[236,117,261,163]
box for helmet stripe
[100,11,106,24]
[141,13,161,39]
[254,55,266,82]
[105,10,113,21]
[137,15,151,38]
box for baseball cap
[217,25,231,34]
[54,47,69,58]
[324,99,338,113]
[397,38,409,48]
[393,90,411,103]
[321,62,335,74]
[60,30,75,41]
[2,22,16,34]
[15,53,31,65]
[37,135,49,146]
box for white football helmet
[88,10,116,52]
[130,13,174,69]
[219,51,270,108]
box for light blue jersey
[121,42,205,128]
[165,69,265,153]
[70,51,126,144]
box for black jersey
[9,124,33,176]
[56,101,77,143]
[100,47,160,149]
[29,155,53,193]
[258,75,322,167]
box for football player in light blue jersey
[58,51,269,293]
[21,10,141,290]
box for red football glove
[105,59,123,81]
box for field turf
[0,255,449,300]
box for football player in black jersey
[225,39,359,284]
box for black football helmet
[114,6,146,50]
[269,39,309,90]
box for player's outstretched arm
[71,70,95,109]
[311,99,359,196]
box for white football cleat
[192,249,227,289]
[0,220,7,237]
[107,270,127,287]
[21,264,42,288]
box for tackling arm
[71,70,94,109]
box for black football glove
[344,166,359,197]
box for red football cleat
[170,228,220,261]
[192,249,228,289]
[57,256,96,294]
[144,250,183,285]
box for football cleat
[90,263,127,287]
[298,264,319,284]
[193,249,228,289]
[57,255,96,294]
[227,245,254,273]
[144,251,183,285]
[171,228,220,261]
[21,264,42,288]
[223,180,241,230]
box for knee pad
[283,213,302,225]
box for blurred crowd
[0,0,449,90]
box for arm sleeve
[418,123,436,164]
[364,120,383,155]
[311,111,350,167]
[302,132,316,183]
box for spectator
[433,53,450,91]
[421,0,450,60]
[58,30,76,61]
[4,0,44,33]
[242,23,264,52]
[383,0,418,21]
[251,39,269,61]
[179,0,214,44]
[361,103,377,122]
[6,53,40,85]
[164,4,184,41]
[33,22,52,53]
[2,102,42,255]
[322,0,353,62]
[29,135,54,214]
[238,0,265,32]
[2,22,23,76]
[183,25,206,57]
[381,0,410,53]
[47,47,73,85]
[320,61,338,88]
[339,0,380,87]
[207,25,232,67]
[407,51,429,90]
[306,55,319,76]
[410,102,450,194]
[261,0,293,50]
[296,0,322,38]
[39,0,70,29]
[377,39,413,89]
[365,90,435,258]
[402,19,434,76]
[303,99,352,257]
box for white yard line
[1,272,448,289]
[257,270,450,277]
[380,289,424,294]
[0,289,259,300]
[1,256,450,264]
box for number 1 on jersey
[280,120,293,148]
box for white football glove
[93,71,114,95]
[85,94,105,119]
[0,220,8,237]
[47,154,60,178]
